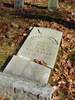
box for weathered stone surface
[0,72,54,100]
[14,0,24,9]
[4,55,51,84]
[48,0,59,11]
[18,27,63,69]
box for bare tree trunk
[48,0,59,11]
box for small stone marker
[4,55,51,84]
[48,0,59,11]
[14,0,24,9]
[18,27,63,69]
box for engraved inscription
[18,27,63,68]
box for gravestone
[3,27,62,99]
[4,55,51,84]
[14,0,24,9]
[48,0,59,11]
[18,27,63,69]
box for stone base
[0,72,54,100]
